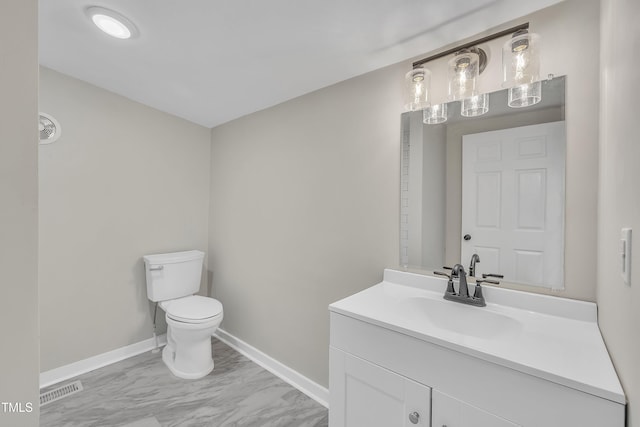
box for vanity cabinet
[330,345,517,427]
[330,349,431,427]
[432,390,518,427]
[329,270,625,426]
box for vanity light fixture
[86,6,138,39]
[502,29,541,107]
[404,67,431,111]
[405,23,546,121]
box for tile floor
[40,338,328,427]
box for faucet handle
[482,273,504,279]
[476,279,500,286]
[441,265,457,277]
[434,270,452,279]
[473,284,483,300]
[473,278,499,301]
[435,271,456,295]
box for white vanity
[329,269,625,426]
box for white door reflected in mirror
[461,121,565,289]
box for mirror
[400,76,566,290]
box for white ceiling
[39,0,562,128]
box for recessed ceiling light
[85,6,138,39]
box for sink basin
[398,296,522,340]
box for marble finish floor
[40,338,328,427]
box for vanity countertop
[329,269,625,405]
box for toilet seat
[160,295,223,324]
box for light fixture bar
[412,23,529,69]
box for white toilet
[143,250,223,379]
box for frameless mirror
[400,76,566,290]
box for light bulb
[86,7,138,39]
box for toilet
[143,250,223,379]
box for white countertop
[329,269,625,404]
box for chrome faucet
[469,254,480,277]
[451,264,469,298]
[435,263,500,307]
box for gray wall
[598,0,640,424]
[38,68,211,371]
[0,0,39,425]
[421,122,446,268]
[208,0,601,389]
[209,63,403,386]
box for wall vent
[40,380,83,406]
[39,112,62,144]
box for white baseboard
[214,329,329,408]
[40,330,330,409]
[40,334,167,389]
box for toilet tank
[143,250,205,302]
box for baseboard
[40,334,167,389]
[214,329,329,408]
[40,330,330,409]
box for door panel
[475,172,502,228]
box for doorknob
[464,234,471,241]
[408,411,420,424]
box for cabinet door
[432,390,519,427]
[330,348,430,427]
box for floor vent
[40,380,83,406]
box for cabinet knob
[408,411,420,424]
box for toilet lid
[164,296,223,323]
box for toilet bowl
[161,295,223,379]
[143,250,224,379]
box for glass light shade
[508,81,542,108]
[461,93,489,117]
[502,32,540,87]
[423,103,448,124]
[448,51,480,101]
[404,67,431,111]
